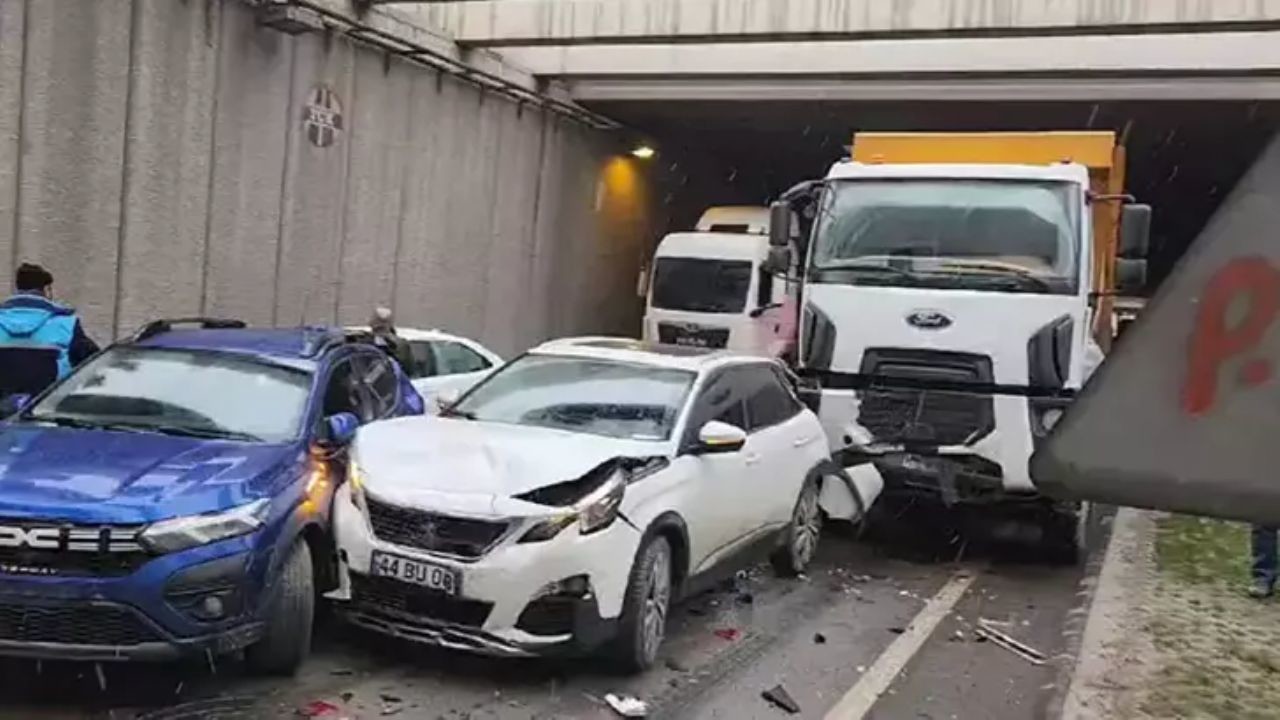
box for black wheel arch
[639,511,692,600]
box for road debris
[298,700,341,718]
[813,632,827,644]
[665,658,690,672]
[714,628,741,641]
[761,684,801,715]
[889,626,906,634]
[975,619,1046,665]
[331,668,356,676]
[604,693,648,717]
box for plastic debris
[975,619,1046,665]
[665,657,690,672]
[761,685,801,715]
[605,693,648,717]
[813,632,827,644]
[889,626,907,634]
[713,628,741,641]
[298,701,340,718]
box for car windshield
[809,179,1081,295]
[651,257,753,313]
[450,354,695,441]
[25,346,312,443]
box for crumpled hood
[0,424,300,524]
[354,416,658,516]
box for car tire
[609,535,673,674]
[1042,501,1088,566]
[772,476,823,577]
[245,538,314,676]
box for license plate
[674,335,708,347]
[370,551,460,596]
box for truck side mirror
[1119,204,1152,258]
[769,201,792,248]
[762,246,792,276]
[1116,258,1148,294]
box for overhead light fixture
[631,145,656,160]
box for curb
[1056,507,1153,720]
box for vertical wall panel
[114,0,219,334]
[335,53,413,325]
[203,1,292,326]
[274,33,355,326]
[394,66,452,325]
[16,0,132,339]
[0,0,25,287]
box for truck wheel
[771,476,822,577]
[1042,502,1088,565]
[609,535,673,674]
[245,538,314,676]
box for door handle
[793,436,814,447]
[745,453,762,465]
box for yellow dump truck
[768,131,1151,561]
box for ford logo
[906,310,952,330]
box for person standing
[368,306,413,372]
[1250,525,1277,599]
[0,263,100,397]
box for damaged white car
[328,337,881,671]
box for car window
[681,368,750,449]
[354,353,398,419]
[433,341,492,375]
[406,341,437,379]
[323,358,376,423]
[743,364,803,432]
[28,346,312,443]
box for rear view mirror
[693,421,747,455]
[434,388,462,412]
[762,246,792,276]
[0,394,32,418]
[320,412,360,447]
[1119,204,1152,258]
[768,201,792,248]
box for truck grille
[350,574,492,628]
[366,498,509,559]
[857,349,995,447]
[0,602,160,646]
[657,323,730,349]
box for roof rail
[131,318,247,343]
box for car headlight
[348,461,368,511]
[519,472,626,543]
[140,499,270,554]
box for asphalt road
[0,504,1112,720]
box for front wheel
[772,476,823,577]
[244,538,315,676]
[609,536,673,674]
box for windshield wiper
[813,262,923,281]
[26,414,151,433]
[439,407,476,420]
[139,424,262,442]
[937,262,1055,292]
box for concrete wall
[0,0,652,356]
[431,0,1280,45]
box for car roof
[134,326,352,368]
[529,336,774,373]
[346,325,483,346]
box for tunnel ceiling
[591,99,1280,290]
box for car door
[678,366,759,573]
[742,363,821,525]
[428,340,497,396]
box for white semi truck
[766,132,1151,560]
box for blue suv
[0,319,424,675]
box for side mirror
[435,388,462,411]
[1115,258,1148,295]
[320,412,360,447]
[762,246,792,276]
[1119,204,1152,258]
[0,394,32,418]
[768,201,792,248]
[692,421,747,455]
[749,302,783,319]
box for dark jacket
[0,293,100,397]
[371,329,414,374]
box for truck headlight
[140,499,270,554]
[519,472,626,543]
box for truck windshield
[810,179,1081,295]
[651,257,753,313]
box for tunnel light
[631,145,656,160]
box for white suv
[328,338,878,671]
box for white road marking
[824,570,979,720]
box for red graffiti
[1183,256,1280,416]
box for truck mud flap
[1031,135,1280,524]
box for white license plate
[370,551,460,596]
[674,336,708,347]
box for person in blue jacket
[0,262,100,396]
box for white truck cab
[643,207,798,358]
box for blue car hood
[0,425,301,524]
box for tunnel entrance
[591,100,1280,292]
